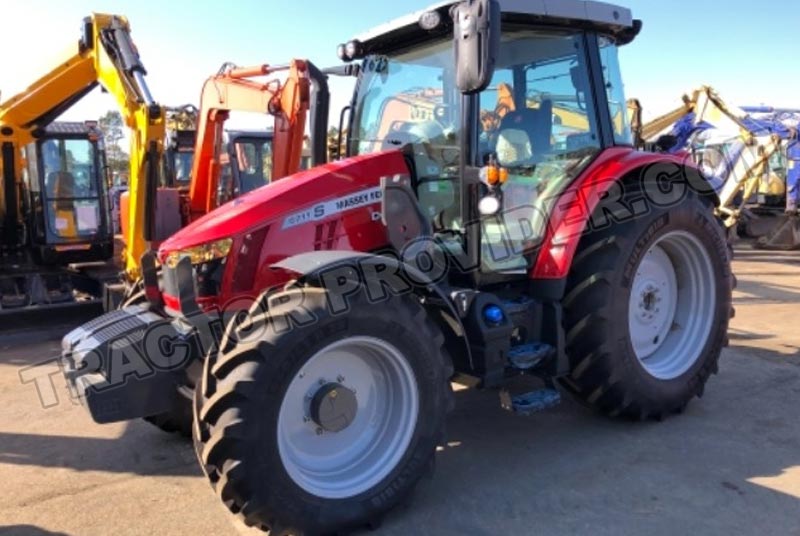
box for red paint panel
[531,147,697,280]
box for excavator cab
[217,130,275,205]
[23,122,112,264]
[163,132,196,188]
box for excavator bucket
[755,214,800,250]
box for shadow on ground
[0,422,198,478]
[0,526,70,536]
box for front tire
[194,287,452,534]
[561,189,732,420]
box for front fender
[272,250,472,372]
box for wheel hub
[277,336,419,499]
[310,382,358,433]
[629,245,678,360]
[627,231,717,380]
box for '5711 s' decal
[282,187,383,229]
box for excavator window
[40,138,102,239]
[234,138,273,194]
[173,151,194,186]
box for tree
[98,110,128,178]
[98,110,124,146]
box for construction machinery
[61,1,733,533]
[0,13,164,310]
[630,86,800,248]
[185,60,325,223]
[0,120,114,309]
[111,104,196,239]
[739,106,800,249]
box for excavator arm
[188,60,312,219]
[0,14,164,280]
[631,86,777,148]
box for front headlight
[164,238,233,268]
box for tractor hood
[158,150,411,257]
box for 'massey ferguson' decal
[282,187,383,229]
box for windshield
[351,39,463,232]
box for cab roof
[354,0,636,53]
[43,121,99,136]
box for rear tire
[194,287,452,534]
[560,189,732,420]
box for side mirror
[452,0,500,94]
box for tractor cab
[23,121,113,264]
[340,0,639,283]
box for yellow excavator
[0,13,165,310]
[627,86,795,245]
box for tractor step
[499,387,561,416]
[508,342,554,370]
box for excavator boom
[188,60,313,219]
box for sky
[2,0,799,134]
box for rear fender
[531,148,718,283]
[272,250,472,373]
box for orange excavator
[187,59,327,220]
[121,59,329,268]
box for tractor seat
[495,128,533,167]
[495,102,554,164]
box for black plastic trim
[2,142,18,249]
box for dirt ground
[1,245,798,536]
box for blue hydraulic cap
[483,305,505,326]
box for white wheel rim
[627,231,716,380]
[277,336,419,499]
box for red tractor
[62,1,732,533]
